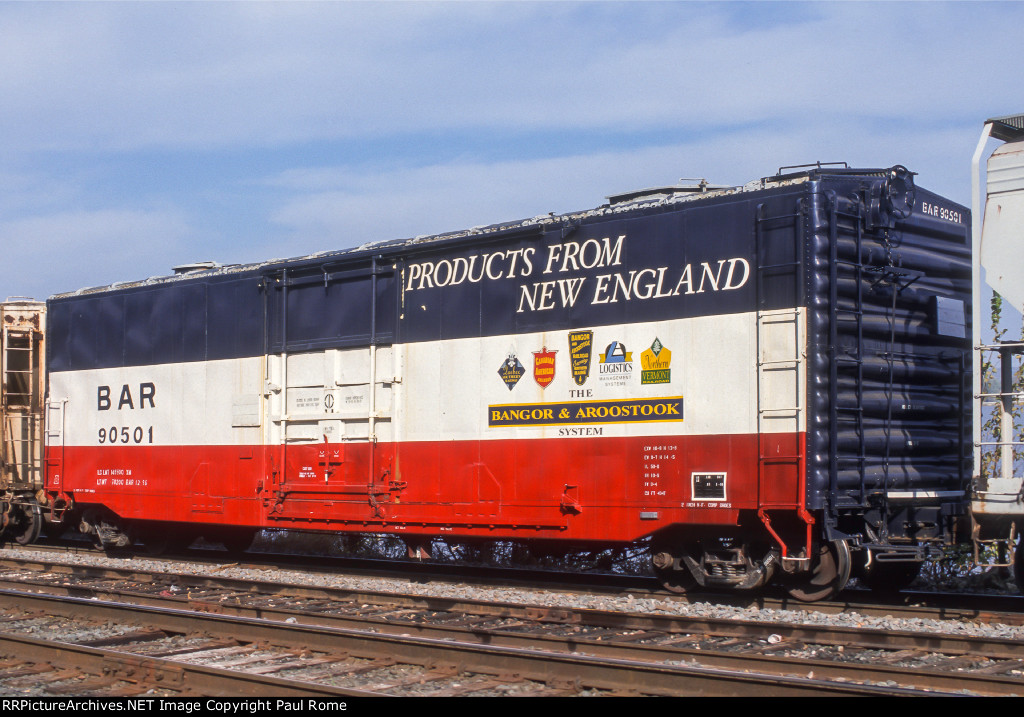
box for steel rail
[1,556,1022,660]
[0,630,378,697]
[0,587,947,697]
[2,576,1021,695]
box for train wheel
[787,539,851,602]
[651,544,699,594]
[655,565,698,594]
[859,559,922,593]
[12,504,42,546]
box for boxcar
[0,299,46,545]
[43,164,972,600]
[970,113,1024,584]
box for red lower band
[47,432,805,542]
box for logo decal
[497,350,526,391]
[598,340,634,386]
[640,338,672,385]
[568,330,593,386]
[599,341,632,364]
[533,347,557,388]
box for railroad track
[0,588,927,697]
[0,553,1021,695]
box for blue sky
[1,1,1021,300]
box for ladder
[828,196,868,512]
[754,203,806,508]
[1,324,42,489]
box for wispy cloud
[2,3,1015,151]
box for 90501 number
[98,426,153,444]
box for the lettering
[490,407,555,423]
[98,383,156,411]
[488,397,684,427]
[404,232,750,315]
[406,248,536,290]
[543,235,625,274]
[558,427,604,437]
[518,277,588,312]
[920,201,963,225]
